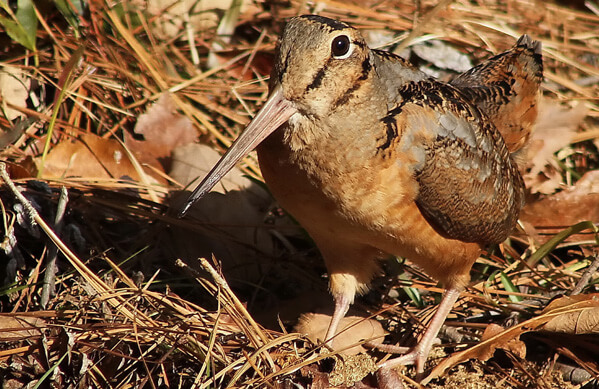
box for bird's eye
[331,35,352,59]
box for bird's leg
[324,292,351,348]
[378,287,462,373]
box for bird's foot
[365,342,410,355]
[377,342,430,374]
[374,344,432,389]
[372,346,427,389]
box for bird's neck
[258,51,430,176]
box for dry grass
[0,0,598,388]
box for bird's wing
[383,79,524,244]
[450,35,543,153]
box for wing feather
[385,79,524,244]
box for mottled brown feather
[392,80,525,244]
[451,35,543,153]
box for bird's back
[451,35,543,154]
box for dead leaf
[38,133,165,185]
[170,143,259,195]
[0,315,45,340]
[423,293,599,385]
[540,294,599,334]
[479,323,527,360]
[5,157,36,179]
[520,170,599,243]
[0,65,31,121]
[411,40,473,72]
[523,99,587,194]
[524,165,565,195]
[295,313,386,356]
[141,0,256,40]
[125,94,197,168]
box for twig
[41,186,68,308]
[570,250,599,296]
[394,0,454,53]
[178,257,271,346]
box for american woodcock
[179,15,542,378]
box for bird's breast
[257,115,420,241]
[257,115,482,287]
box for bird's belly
[257,138,481,287]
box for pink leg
[378,287,462,373]
[324,292,351,347]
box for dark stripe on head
[331,56,372,108]
[306,64,327,92]
[278,50,290,82]
[359,56,372,80]
[299,15,351,31]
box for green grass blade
[53,0,82,33]
[499,271,522,303]
[526,221,598,267]
[0,0,37,50]
[37,44,86,178]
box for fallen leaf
[523,99,587,194]
[295,313,386,356]
[520,170,599,243]
[411,40,473,73]
[423,293,599,385]
[0,65,31,120]
[540,294,599,334]
[37,133,165,186]
[143,0,256,40]
[5,157,36,179]
[0,315,45,340]
[125,93,197,169]
[170,143,260,195]
[479,323,527,360]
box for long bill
[178,84,296,217]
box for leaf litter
[0,0,598,388]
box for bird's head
[178,15,372,216]
[272,15,372,117]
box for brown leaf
[5,157,36,179]
[125,94,197,167]
[295,313,386,356]
[520,170,599,243]
[145,0,257,40]
[523,99,587,194]
[38,133,165,185]
[170,143,257,194]
[422,293,599,385]
[0,65,31,120]
[0,315,45,340]
[540,294,599,334]
[479,323,526,360]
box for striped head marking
[272,15,374,117]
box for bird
[178,14,542,379]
